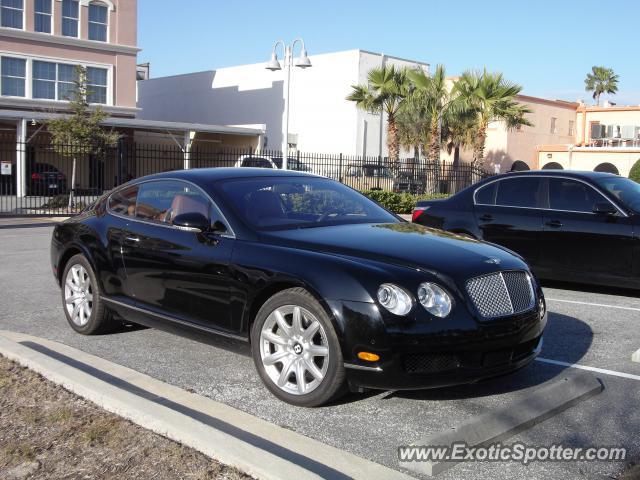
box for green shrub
[362,190,449,214]
[41,194,85,211]
[629,159,640,183]
[42,194,70,209]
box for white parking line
[536,357,640,381]
[546,298,640,313]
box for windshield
[215,176,398,230]
[594,176,640,213]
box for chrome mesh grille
[466,271,534,319]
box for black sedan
[51,168,546,407]
[413,170,640,289]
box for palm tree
[584,66,619,106]
[346,65,409,166]
[404,65,453,163]
[442,106,477,165]
[454,70,532,165]
[396,104,430,159]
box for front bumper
[345,334,543,390]
[328,299,546,391]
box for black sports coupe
[413,170,640,290]
[51,168,546,407]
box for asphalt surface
[1,224,638,480]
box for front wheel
[251,288,347,407]
[61,254,118,335]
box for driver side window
[135,180,212,225]
[548,178,608,213]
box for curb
[0,330,413,480]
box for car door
[474,176,544,268]
[540,177,634,283]
[104,184,139,300]
[120,179,236,332]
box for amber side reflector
[357,352,380,362]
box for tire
[251,288,347,407]
[61,254,118,335]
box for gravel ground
[1,224,639,480]
[0,355,252,480]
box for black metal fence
[0,141,493,216]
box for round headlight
[417,282,452,318]
[377,283,413,316]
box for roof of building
[516,94,579,109]
[0,109,264,136]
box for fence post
[116,138,124,186]
[338,153,343,183]
[183,131,194,170]
[15,119,27,198]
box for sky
[139,0,640,105]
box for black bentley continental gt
[51,168,546,407]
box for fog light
[358,352,380,362]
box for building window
[1,0,23,29]
[33,61,79,101]
[88,2,108,41]
[550,117,557,134]
[57,64,77,100]
[62,0,79,37]
[33,60,56,99]
[1,56,108,104]
[86,67,107,104]
[34,0,52,33]
[568,120,575,137]
[1,57,26,97]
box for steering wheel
[316,209,346,222]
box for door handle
[545,220,563,228]
[479,214,494,222]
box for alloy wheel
[259,305,329,395]
[64,264,93,327]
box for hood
[261,222,528,281]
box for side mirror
[173,212,210,232]
[593,202,617,215]
[211,220,228,234]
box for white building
[137,49,429,156]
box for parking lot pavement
[1,224,638,480]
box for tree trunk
[68,157,76,211]
[595,92,600,106]
[473,120,488,166]
[386,114,399,170]
[427,116,440,163]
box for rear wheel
[251,288,347,407]
[61,254,117,335]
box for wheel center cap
[292,342,303,355]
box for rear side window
[135,180,212,225]
[475,182,497,205]
[495,178,542,208]
[548,178,605,213]
[108,185,138,216]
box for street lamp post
[266,38,311,170]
